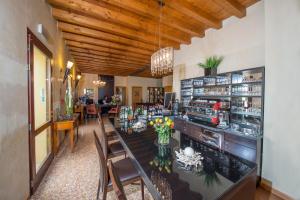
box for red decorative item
[213,102,221,111]
[211,117,219,125]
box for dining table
[109,117,257,200]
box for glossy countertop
[109,118,257,200]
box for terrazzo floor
[31,117,153,200]
[30,117,281,200]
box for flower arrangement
[111,94,121,105]
[149,117,174,145]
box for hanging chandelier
[151,47,174,76]
[151,1,174,76]
[93,79,106,87]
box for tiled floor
[31,117,282,200]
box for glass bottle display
[180,67,264,138]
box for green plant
[198,55,224,69]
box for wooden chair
[86,104,98,118]
[108,160,128,200]
[97,113,118,141]
[97,113,124,159]
[108,105,119,118]
[93,132,144,200]
[97,119,126,159]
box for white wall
[0,0,70,199]
[173,1,265,96]
[162,75,173,87]
[263,0,300,198]
[114,76,128,87]
[77,73,99,101]
[114,76,162,106]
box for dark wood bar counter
[109,118,257,200]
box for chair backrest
[97,112,102,125]
[98,116,109,160]
[87,104,97,114]
[93,131,108,195]
[108,160,128,200]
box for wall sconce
[75,72,82,88]
[63,61,74,83]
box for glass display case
[180,79,193,108]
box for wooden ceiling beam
[77,63,132,70]
[48,0,191,44]
[78,66,132,73]
[76,65,138,75]
[164,0,222,29]
[63,32,152,56]
[74,58,143,69]
[75,60,141,70]
[66,40,150,60]
[52,8,180,49]
[58,22,156,51]
[74,58,144,69]
[69,47,149,63]
[78,64,132,72]
[77,66,135,75]
[213,0,246,18]
[77,66,129,75]
[92,0,204,37]
[70,51,148,66]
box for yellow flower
[166,121,171,126]
[149,121,154,126]
[164,117,169,121]
[155,118,159,123]
[159,119,163,123]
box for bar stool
[93,132,144,200]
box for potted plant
[198,55,224,76]
[149,117,174,145]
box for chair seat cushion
[108,158,139,186]
[107,134,119,141]
[106,130,117,137]
[107,130,118,141]
[108,142,125,156]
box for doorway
[132,87,142,108]
[116,86,127,105]
[27,29,53,193]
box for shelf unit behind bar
[180,66,265,138]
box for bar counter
[109,118,257,200]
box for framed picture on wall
[84,88,94,98]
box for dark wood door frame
[27,28,54,194]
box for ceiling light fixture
[151,0,174,76]
[93,79,106,87]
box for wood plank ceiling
[47,0,259,77]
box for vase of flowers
[150,117,174,145]
[111,94,121,106]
